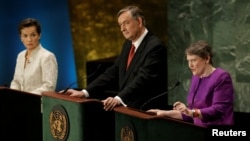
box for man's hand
[102,97,121,111]
[60,89,86,98]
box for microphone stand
[62,64,102,94]
[139,81,180,111]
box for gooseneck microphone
[62,64,102,94]
[139,81,180,111]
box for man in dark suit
[64,5,167,111]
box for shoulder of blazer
[146,32,163,45]
[140,32,164,50]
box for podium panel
[114,107,206,141]
[147,117,206,140]
[0,87,42,141]
[42,91,115,141]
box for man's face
[118,11,142,42]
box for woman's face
[20,26,40,50]
[186,54,209,77]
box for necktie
[127,44,135,69]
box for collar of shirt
[132,28,148,52]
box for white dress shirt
[10,44,58,95]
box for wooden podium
[114,106,206,141]
[42,91,115,141]
[0,87,42,141]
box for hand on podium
[102,97,121,111]
[58,89,86,98]
[146,109,168,117]
[146,109,184,119]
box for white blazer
[10,44,58,95]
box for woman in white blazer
[10,18,58,95]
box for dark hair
[185,40,213,65]
[117,5,146,26]
[18,18,41,35]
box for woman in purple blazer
[147,40,234,127]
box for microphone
[139,81,180,111]
[62,64,102,94]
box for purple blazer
[182,68,234,127]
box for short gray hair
[117,5,146,26]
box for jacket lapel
[120,33,150,89]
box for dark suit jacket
[86,31,168,110]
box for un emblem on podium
[49,105,69,141]
[121,121,136,141]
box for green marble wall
[167,0,250,112]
